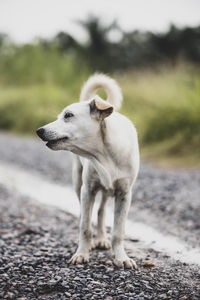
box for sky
[0,0,199,43]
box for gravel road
[0,132,199,247]
[0,132,200,299]
[1,184,200,300]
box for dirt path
[0,132,199,247]
[0,132,200,299]
[0,184,200,300]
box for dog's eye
[64,112,74,120]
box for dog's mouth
[46,137,69,148]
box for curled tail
[80,73,123,110]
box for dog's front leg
[112,189,137,269]
[70,184,95,264]
[72,155,83,201]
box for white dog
[36,74,140,268]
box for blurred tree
[180,26,200,62]
[53,32,78,52]
[0,33,11,53]
[0,33,6,48]
[52,17,200,71]
[118,31,157,68]
[150,25,181,65]
[77,16,118,72]
[0,19,200,75]
[150,25,200,65]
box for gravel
[0,132,72,184]
[0,132,199,247]
[132,164,200,247]
[0,184,200,300]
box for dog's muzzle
[36,127,69,149]
[36,127,46,140]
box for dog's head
[36,96,113,153]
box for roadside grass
[119,64,200,167]
[0,62,200,167]
[0,44,89,87]
[0,44,89,132]
[0,85,73,132]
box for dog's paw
[69,252,89,264]
[113,257,137,269]
[93,238,111,250]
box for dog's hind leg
[72,155,83,201]
[70,184,96,264]
[112,182,137,269]
[93,191,111,249]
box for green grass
[0,85,73,132]
[118,64,200,166]
[0,44,89,132]
[0,53,200,166]
[0,44,89,87]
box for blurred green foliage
[120,65,200,162]
[0,19,200,166]
[0,43,89,86]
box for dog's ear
[90,98,114,119]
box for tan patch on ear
[94,98,113,111]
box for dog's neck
[71,146,112,190]
[71,120,114,190]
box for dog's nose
[36,127,45,139]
